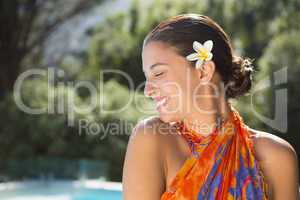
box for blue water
[0,181,122,200]
[73,189,121,200]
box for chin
[157,112,181,124]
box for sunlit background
[0,0,299,199]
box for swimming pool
[0,180,122,200]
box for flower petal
[206,53,213,61]
[193,41,203,52]
[204,40,213,52]
[186,53,199,61]
[195,59,203,69]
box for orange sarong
[161,105,269,200]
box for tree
[0,0,105,98]
[85,0,207,89]
[257,30,300,143]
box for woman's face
[142,41,202,123]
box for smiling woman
[122,14,300,200]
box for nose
[144,81,156,98]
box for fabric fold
[161,105,269,200]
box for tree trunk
[0,52,22,99]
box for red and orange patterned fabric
[161,105,269,200]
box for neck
[182,98,232,136]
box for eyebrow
[150,62,168,70]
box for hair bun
[226,56,254,99]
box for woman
[122,14,299,199]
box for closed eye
[155,72,164,77]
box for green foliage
[1,158,108,180]
[0,72,154,181]
[85,0,207,87]
[1,0,299,182]
[257,31,300,137]
[85,0,297,89]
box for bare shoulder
[125,115,169,169]
[122,115,174,200]
[247,127,299,199]
[127,115,179,170]
[130,115,174,141]
[247,127,297,161]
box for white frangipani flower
[186,40,213,69]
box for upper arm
[255,134,300,200]
[122,118,166,200]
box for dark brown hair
[143,14,254,99]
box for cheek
[160,80,182,97]
[160,80,188,108]
[169,84,194,113]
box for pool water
[0,180,122,200]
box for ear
[197,61,216,83]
